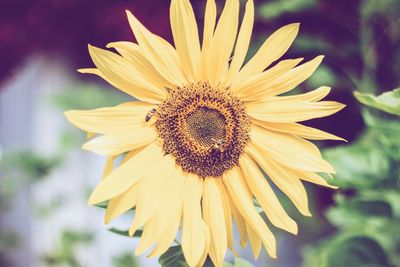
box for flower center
[154,82,250,178]
[186,107,226,148]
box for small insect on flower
[145,108,157,122]
[211,137,226,152]
[65,0,346,266]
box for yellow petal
[252,120,346,141]
[135,167,184,255]
[233,23,299,86]
[250,125,335,173]
[294,170,338,189]
[205,0,239,84]
[233,58,303,95]
[247,100,346,123]
[182,174,207,267]
[250,56,324,102]
[273,86,331,102]
[147,212,182,257]
[129,155,175,236]
[197,220,211,267]
[203,178,227,267]
[241,55,324,101]
[230,199,248,248]
[77,68,102,76]
[225,0,254,83]
[105,183,140,224]
[101,156,115,180]
[126,10,187,87]
[217,180,235,254]
[223,167,276,258]
[170,0,201,81]
[121,148,142,164]
[82,126,157,156]
[246,224,261,259]
[88,45,167,103]
[88,143,161,205]
[240,154,298,234]
[200,0,217,80]
[247,143,311,216]
[86,132,96,139]
[106,41,174,89]
[65,102,154,135]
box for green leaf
[323,145,390,188]
[354,88,400,116]
[306,65,336,88]
[108,228,143,238]
[158,246,189,267]
[348,199,392,217]
[94,201,108,209]
[0,231,20,251]
[51,83,127,110]
[323,236,390,267]
[112,252,139,267]
[234,257,254,267]
[259,0,316,19]
[327,197,393,228]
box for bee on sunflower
[65,0,345,266]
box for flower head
[65,0,345,266]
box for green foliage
[52,84,127,110]
[108,228,143,238]
[325,236,389,267]
[231,257,255,267]
[157,245,255,267]
[42,230,94,267]
[0,151,61,210]
[306,65,336,89]
[0,150,61,183]
[258,0,316,19]
[158,246,189,267]
[112,252,139,267]
[303,90,400,267]
[35,195,66,219]
[0,231,20,252]
[354,89,400,116]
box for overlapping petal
[182,173,208,267]
[205,0,239,84]
[126,10,187,87]
[88,143,162,205]
[82,127,157,156]
[87,45,168,103]
[65,102,154,134]
[247,99,345,123]
[247,144,311,216]
[223,167,277,258]
[240,154,298,234]
[170,0,201,82]
[250,125,335,173]
[232,23,300,87]
[225,0,254,83]
[203,178,227,267]
[238,55,324,101]
[106,41,174,89]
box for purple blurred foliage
[0,0,194,86]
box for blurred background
[0,0,399,266]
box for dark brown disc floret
[154,82,250,178]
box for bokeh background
[1,0,399,267]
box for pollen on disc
[154,82,250,178]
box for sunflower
[65,0,345,266]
